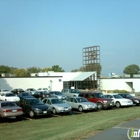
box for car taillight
[3,110,12,112]
[17,109,22,112]
[42,94,45,97]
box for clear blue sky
[0,0,140,76]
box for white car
[0,92,20,102]
[66,97,97,112]
[104,93,133,108]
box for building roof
[70,72,96,81]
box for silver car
[66,97,97,112]
[42,98,72,114]
[0,101,23,119]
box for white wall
[0,77,63,91]
[101,78,140,92]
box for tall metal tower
[82,46,101,90]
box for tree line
[0,65,64,77]
[0,63,139,77]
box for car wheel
[78,106,83,112]
[52,108,57,115]
[29,111,35,118]
[97,102,103,110]
[116,102,121,108]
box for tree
[13,68,29,77]
[42,67,52,72]
[0,65,11,76]
[71,69,79,72]
[51,65,65,72]
[123,64,140,77]
[27,67,42,74]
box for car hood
[128,97,140,101]
[114,98,132,101]
[80,102,96,105]
[53,103,70,107]
[5,96,20,100]
[32,104,49,109]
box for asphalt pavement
[87,118,140,140]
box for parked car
[49,91,67,100]
[0,92,20,102]
[79,92,114,110]
[11,88,25,95]
[103,93,133,108]
[118,93,140,106]
[61,89,81,97]
[42,98,72,114]
[37,88,48,92]
[66,97,97,112]
[17,98,51,118]
[17,92,35,99]
[33,91,50,100]
[26,88,37,95]
[0,101,23,119]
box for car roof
[106,93,119,95]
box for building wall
[0,77,63,91]
[101,78,140,92]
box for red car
[118,93,140,106]
[79,92,114,110]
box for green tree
[0,65,11,76]
[42,67,52,72]
[71,69,79,72]
[27,67,42,74]
[51,65,65,72]
[13,68,29,77]
[123,64,140,78]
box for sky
[0,0,140,76]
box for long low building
[0,71,140,92]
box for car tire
[29,111,35,118]
[97,102,103,110]
[116,102,121,108]
[78,106,83,112]
[52,108,57,115]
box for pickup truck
[79,92,114,110]
[61,89,81,97]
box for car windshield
[55,92,63,95]
[113,95,123,99]
[3,90,9,92]
[94,93,104,98]
[29,89,36,91]
[5,93,16,97]
[29,99,44,105]
[125,94,134,98]
[51,99,64,104]
[1,102,16,107]
[71,89,80,93]
[76,98,88,102]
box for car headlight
[134,100,139,103]
[57,107,63,110]
[83,105,88,108]
[103,100,107,103]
